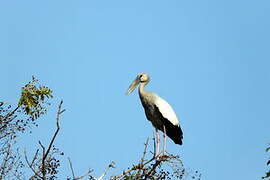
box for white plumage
[154,95,179,126]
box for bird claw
[155,150,169,160]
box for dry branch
[24,100,65,180]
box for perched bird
[126,73,183,150]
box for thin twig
[38,141,45,152]
[0,105,19,132]
[68,157,75,179]
[31,149,39,167]
[68,158,93,180]
[24,150,42,179]
[97,161,115,180]
[136,138,149,176]
[0,143,11,179]
[109,167,136,180]
[140,138,149,165]
[110,154,156,180]
[11,171,24,180]
[74,169,93,180]
[145,159,162,178]
[38,141,46,179]
[3,106,20,122]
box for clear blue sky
[1,0,270,179]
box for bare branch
[2,106,20,123]
[38,141,45,153]
[109,163,140,180]
[0,143,11,179]
[68,157,75,179]
[97,161,115,180]
[43,100,64,161]
[67,157,93,180]
[31,149,40,167]
[73,169,93,180]
[38,141,46,179]
[38,100,64,179]
[145,159,162,178]
[24,150,42,179]
[140,138,149,165]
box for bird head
[126,73,150,95]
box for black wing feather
[154,105,183,145]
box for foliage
[0,77,55,180]
[0,76,53,141]
[18,76,53,119]
[263,144,270,179]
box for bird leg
[155,128,160,158]
[163,125,167,155]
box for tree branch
[24,150,42,179]
[74,169,93,180]
[68,157,75,179]
[39,100,65,180]
[43,100,64,161]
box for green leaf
[18,77,53,118]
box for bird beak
[126,77,140,95]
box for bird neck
[139,82,147,98]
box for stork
[126,73,183,156]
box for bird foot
[155,150,169,160]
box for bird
[126,73,183,155]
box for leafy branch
[0,77,54,180]
[18,76,53,119]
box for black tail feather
[162,119,183,145]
